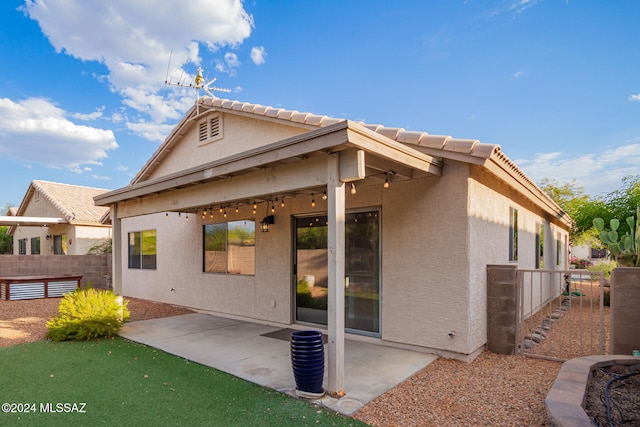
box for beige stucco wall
[382,162,473,355]
[114,114,571,360]
[467,170,570,350]
[147,112,307,180]
[120,210,292,324]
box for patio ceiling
[94,120,442,216]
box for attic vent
[34,191,40,201]
[198,122,208,142]
[197,114,223,146]
[209,116,220,138]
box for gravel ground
[0,296,194,348]
[354,352,560,427]
[1,295,565,426]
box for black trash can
[290,330,325,398]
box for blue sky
[1,0,639,208]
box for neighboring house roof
[97,97,571,227]
[7,181,110,232]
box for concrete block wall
[611,268,640,355]
[486,264,518,354]
[0,255,112,289]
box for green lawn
[0,337,367,427]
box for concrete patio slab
[119,313,437,415]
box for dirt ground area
[0,296,194,348]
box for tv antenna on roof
[164,52,231,113]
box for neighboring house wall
[12,224,110,255]
[11,183,111,255]
[74,226,112,255]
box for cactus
[593,206,640,267]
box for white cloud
[513,70,524,78]
[629,94,640,102]
[482,0,540,18]
[508,0,540,14]
[22,0,254,138]
[516,143,640,196]
[71,106,105,121]
[0,97,118,170]
[91,174,112,181]
[215,52,242,77]
[225,52,241,68]
[251,46,267,65]
[126,121,176,143]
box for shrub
[587,260,617,279]
[46,288,130,342]
[87,238,112,254]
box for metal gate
[515,269,608,361]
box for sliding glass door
[294,210,380,335]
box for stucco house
[7,180,111,255]
[94,97,572,395]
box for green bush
[46,288,130,342]
[587,260,617,279]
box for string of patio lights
[166,170,396,230]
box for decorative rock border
[545,355,640,426]
[524,296,571,351]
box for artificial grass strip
[0,337,366,426]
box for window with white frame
[536,222,544,269]
[556,231,562,266]
[509,207,518,262]
[197,114,223,145]
[203,220,255,275]
[128,230,157,270]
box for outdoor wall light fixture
[260,215,274,232]
[45,235,51,240]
